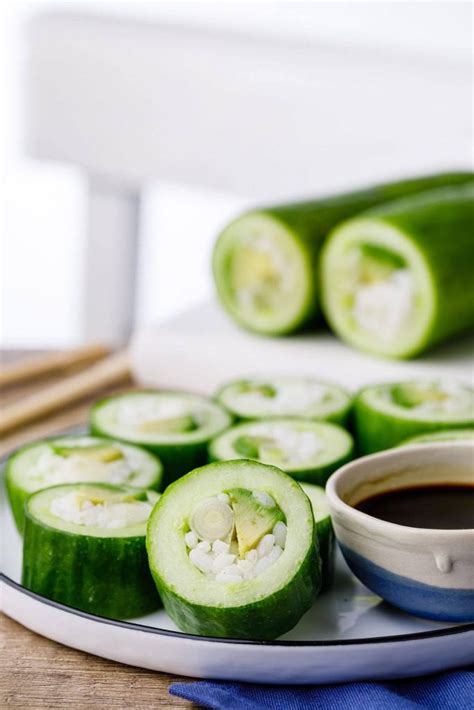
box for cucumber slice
[300,483,335,591]
[354,380,474,453]
[216,377,352,425]
[213,173,473,335]
[321,183,474,358]
[147,460,320,640]
[5,435,163,533]
[398,428,474,446]
[209,418,354,486]
[22,483,161,618]
[90,391,232,486]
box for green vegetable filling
[51,444,124,463]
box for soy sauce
[355,484,474,530]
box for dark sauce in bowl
[355,484,474,530]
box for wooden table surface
[0,351,198,709]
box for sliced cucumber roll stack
[321,184,474,358]
[90,391,232,485]
[5,435,162,533]
[22,484,161,618]
[209,418,354,486]
[213,173,473,335]
[216,377,352,425]
[355,380,474,453]
[147,460,320,640]
[399,429,474,447]
[300,483,335,591]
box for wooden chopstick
[0,350,131,435]
[0,344,110,389]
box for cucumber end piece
[213,211,315,335]
[321,218,436,359]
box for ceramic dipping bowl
[326,442,474,622]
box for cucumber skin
[354,395,474,454]
[214,172,474,334]
[5,468,29,534]
[315,516,335,592]
[22,509,161,619]
[4,437,163,534]
[149,535,320,640]
[356,185,474,354]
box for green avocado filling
[52,444,124,463]
[358,243,406,283]
[391,383,449,409]
[138,415,197,435]
[185,487,287,583]
[236,382,277,398]
[228,488,284,557]
[233,435,279,460]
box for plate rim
[3,435,473,649]
[3,574,473,647]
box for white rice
[235,236,295,310]
[50,491,152,529]
[244,423,322,466]
[31,445,149,488]
[186,494,287,584]
[353,269,413,341]
[387,380,474,415]
[231,381,329,416]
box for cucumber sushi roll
[216,376,352,425]
[399,428,474,447]
[5,435,163,533]
[209,418,354,487]
[22,483,161,618]
[213,173,473,335]
[300,483,335,591]
[147,460,321,640]
[321,184,474,358]
[90,391,232,485]
[355,380,474,453]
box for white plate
[1,453,473,684]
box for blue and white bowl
[326,442,474,622]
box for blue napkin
[170,667,473,709]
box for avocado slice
[227,488,284,557]
[358,243,406,284]
[52,445,124,463]
[233,435,286,462]
[237,382,277,398]
[138,415,197,435]
[391,384,447,409]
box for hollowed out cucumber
[22,483,161,618]
[146,460,320,640]
[321,184,474,358]
[300,483,335,591]
[213,172,473,335]
[208,418,354,487]
[5,435,163,533]
[90,391,232,486]
[216,376,352,425]
[354,380,474,453]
